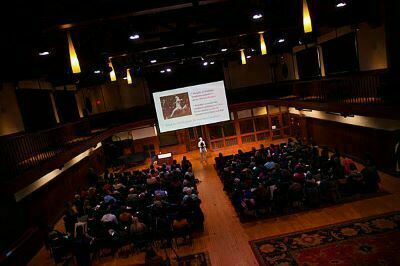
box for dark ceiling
[2,0,381,86]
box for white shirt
[198,140,207,153]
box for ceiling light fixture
[303,0,313,33]
[252,13,263,20]
[129,34,140,40]
[246,55,251,59]
[166,68,172,72]
[38,51,50,56]
[210,61,215,65]
[203,62,208,66]
[94,70,101,74]
[278,38,285,43]
[336,1,347,7]
[259,32,267,55]
[67,32,81,74]
[160,70,166,73]
[109,59,117,81]
[126,68,133,84]
[221,48,228,52]
[150,59,157,64]
[240,49,247,65]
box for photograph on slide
[160,92,192,120]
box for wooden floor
[29,140,400,266]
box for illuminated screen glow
[153,80,230,133]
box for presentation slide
[153,80,230,133]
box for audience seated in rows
[215,139,381,218]
[58,157,203,264]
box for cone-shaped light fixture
[259,32,267,55]
[67,32,81,74]
[126,68,133,84]
[240,49,247,65]
[109,59,116,82]
[303,0,312,33]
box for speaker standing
[198,137,207,162]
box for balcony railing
[0,119,92,180]
[0,70,394,181]
[227,70,394,107]
[291,71,384,104]
[0,104,156,181]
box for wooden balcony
[0,105,155,194]
[1,70,399,190]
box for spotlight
[250,48,255,52]
[203,62,208,66]
[278,38,285,43]
[150,59,157,64]
[38,51,50,56]
[210,61,215,65]
[129,34,140,40]
[221,48,228,52]
[94,70,101,74]
[336,1,347,7]
[166,68,172,72]
[160,70,166,73]
[246,55,251,59]
[252,13,263,20]
[123,77,127,80]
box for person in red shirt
[342,156,355,176]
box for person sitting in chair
[145,247,164,265]
[361,156,380,193]
[130,217,146,236]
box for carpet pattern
[127,252,211,266]
[250,212,400,266]
[173,251,211,266]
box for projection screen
[152,80,230,133]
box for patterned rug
[250,212,400,266]
[126,252,211,266]
[172,251,211,266]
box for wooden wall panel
[0,147,105,265]
[133,136,160,153]
[305,118,396,171]
[19,147,105,226]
